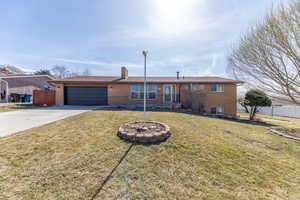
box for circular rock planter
[117,121,171,143]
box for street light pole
[142,50,148,122]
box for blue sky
[0,0,284,77]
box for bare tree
[238,96,249,113]
[51,65,80,78]
[51,65,69,78]
[228,0,300,105]
[68,71,79,78]
[82,68,91,76]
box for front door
[163,85,175,103]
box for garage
[64,86,108,106]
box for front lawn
[0,110,299,200]
[238,110,300,129]
[0,103,35,112]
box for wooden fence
[33,90,56,106]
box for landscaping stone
[117,121,171,143]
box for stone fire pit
[117,121,171,143]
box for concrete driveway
[0,106,101,137]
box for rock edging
[117,121,171,144]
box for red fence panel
[33,90,56,106]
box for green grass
[0,110,299,200]
[0,103,36,112]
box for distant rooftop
[0,75,54,95]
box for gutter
[49,80,243,84]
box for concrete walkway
[0,106,101,137]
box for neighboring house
[0,75,54,102]
[51,67,242,116]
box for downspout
[178,84,181,104]
[176,72,181,104]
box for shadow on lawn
[90,140,169,199]
[90,143,135,200]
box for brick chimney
[121,67,128,79]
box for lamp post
[142,50,148,122]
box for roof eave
[50,80,242,84]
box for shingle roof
[51,76,242,84]
[1,75,54,94]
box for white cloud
[148,0,206,37]
[111,0,211,42]
[211,54,219,70]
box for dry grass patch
[0,110,300,200]
[238,110,300,129]
[0,103,35,112]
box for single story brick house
[51,67,242,116]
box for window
[131,84,157,100]
[211,106,224,114]
[147,85,157,99]
[212,84,224,92]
